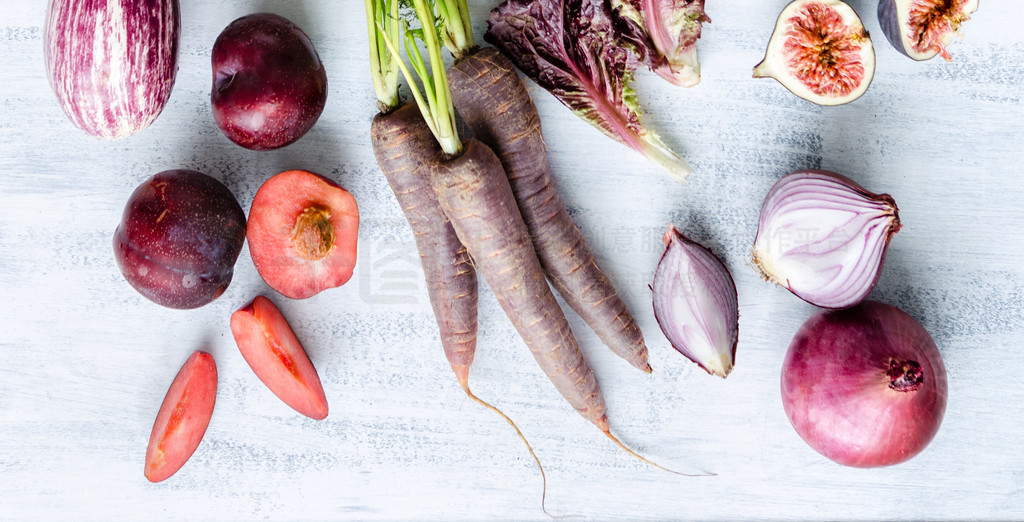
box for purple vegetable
[612,0,710,87]
[751,170,901,309]
[44,0,180,140]
[782,301,947,468]
[485,0,690,181]
[653,224,739,377]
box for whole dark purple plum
[210,13,327,151]
[114,169,246,309]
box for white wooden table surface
[2,1,1022,520]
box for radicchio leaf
[485,0,691,181]
[612,0,710,87]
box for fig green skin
[113,170,246,309]
[210,13,327,151]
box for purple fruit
[44,0,180,140]
[114,170,246,309]
[877,0,979,61]
[210,13,328,151]
[752,0,875,106]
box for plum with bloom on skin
[211,12,327,150]
[113,170,246,309]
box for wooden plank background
[2,1,1022,519]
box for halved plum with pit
[247,170,358,299]
[230,295,328,419]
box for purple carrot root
[444,48,716,476]
[371,102,477,381]
[431,138,609,430]
[424,132,692,475]
[460,382,553,516]
[372,104,558,508]
[448,47,651,373]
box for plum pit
[292,205,335,261]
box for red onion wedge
[752,170,900,309]
[782,301,947,467]
[44,0,181,140]
[653,224,739,378]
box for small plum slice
[247,170,358,299]
[144,351,217,483]
[230,295,328,419]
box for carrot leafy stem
[365,0,403,113]
[433,0,475,58]
[381,0,462,156]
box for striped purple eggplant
[44,0,180,140]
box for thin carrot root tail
[459,382,553,517]
[602,430,716,477]
[452,365,470,390]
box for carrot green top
[377,0,463,156]
[432,0,475,59]
[365,0,401,113]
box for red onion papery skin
[752,170,901,309]
[781,301,947,468]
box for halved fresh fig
[753,0,875,106]
[247,170,359,299]
[230,295,328,420]
[878,0,978,61]
[144,351,217,483]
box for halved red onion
[752,170,900,309]
[653,224,739,377]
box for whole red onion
[781,301,947,467]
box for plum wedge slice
[145,350,218,483]
[247,170,359,299]
[230,295,328,419]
